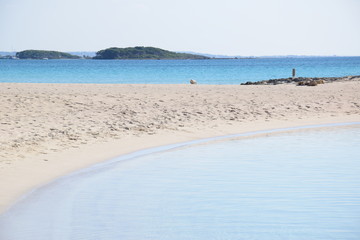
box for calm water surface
[1,126,360,240]
[1,57,360,84]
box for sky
[1,0,360,56]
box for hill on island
[93,47,209,60]
[16,50,81,59]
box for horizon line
[1,49,360,58]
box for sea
[1,57,360,239]
[0,124,359,240]
[0,57,360,84]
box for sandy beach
[1,80,359,213]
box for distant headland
[15,50,80,59]
[93,47,209,60]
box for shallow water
[1,125,360,240]
[1,57,360,84]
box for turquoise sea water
[1,57,360,84]
[1,125,360,240]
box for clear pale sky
[1,0,359,56]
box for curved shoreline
[48,121,360,180]
[1,81,359,214]
[2,120,360,215]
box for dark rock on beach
[241,75,360,86]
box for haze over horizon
[1,0,360,56]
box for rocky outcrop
[298,80,325,86]
[241,75,360,86]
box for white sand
[1,81,359,213]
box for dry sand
[1,81,360,213]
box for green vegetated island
[93,47,209,59]
[14,47,209,60]
[16,50,80,59]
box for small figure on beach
[190,79,197,84]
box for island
[93,46,209,60]
[16,50,81,59]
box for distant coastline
[1,47,209,60]
[1,48,359,60]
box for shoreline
[1,82,359,213]
[4,119,360,216]
[2,117,359,214]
